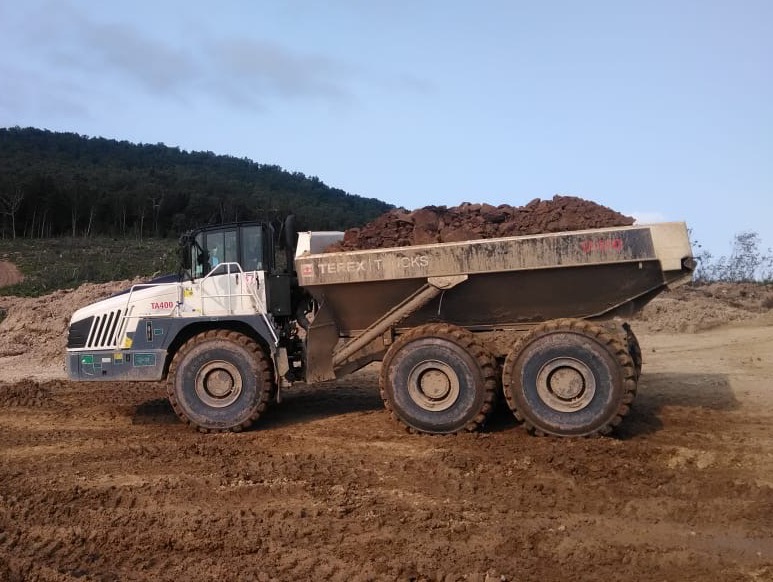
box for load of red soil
[326,195,635,252]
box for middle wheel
[379,323,497,434]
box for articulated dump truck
[66,219,695,437]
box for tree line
[0,127,393,240]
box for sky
[0,0,771,259]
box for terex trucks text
[66,219,695,436]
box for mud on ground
[1,285,773,580]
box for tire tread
[167,329,275,433]
[379,323,498,434]
[502,318,637,437]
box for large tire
[379,323,498,434]
[502,319,637,437]
[623,322,643,380]
[167,330,275,432]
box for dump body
[295,222,693,381]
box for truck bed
[293,222,694,382]
[296,222,694,333]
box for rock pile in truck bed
[325,195,635,252]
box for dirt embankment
[634,282,773,333]
[0,279,136,378]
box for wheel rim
[407,360,461,411]
[535,357,596,412]
[194,360,243,408]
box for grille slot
[98,311,115,346]
[67,316,94,349]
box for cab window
[241,225,264,271]
[189,224,268,279]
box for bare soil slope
[1,281,772,581]
[0,260,23,288]
[0,280,135,375]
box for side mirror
[284,214,298,271]
[284,214,298,252]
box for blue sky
[0,0,770,259]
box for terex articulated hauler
[66,219,695,437]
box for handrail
[199,263,278,345]
[198,262,264,315]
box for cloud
[631,211,669,224]
[69,21,199,95]
[209,38,354,101]
[0,61,92,126]
[2,2,357,114]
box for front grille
[84,309,124,349]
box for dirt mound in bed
[326,195,635,251]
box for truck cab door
[191,225,273,315]
[196,229,240,314]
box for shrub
[694,231,773,283]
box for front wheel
[502,319,637,437]
[167,330,275,432]
[380,323,498,434]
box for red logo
[580,238,624,253]
[301,264,314,277]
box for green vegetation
[0,127,393,240]
[0,126,395,298]
[0,236,177,297]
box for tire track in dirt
[1,355,772,582]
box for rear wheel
[380,323,498,434]
[502,319,636,437]
[167,330,275,432]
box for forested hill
[0,127,393,239]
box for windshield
[189,224,267,278]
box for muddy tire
[167,330,275,433]
[502,319,637,437]
[623,322,643,380]
[379,323,498,434]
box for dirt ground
[1,276,773,581]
